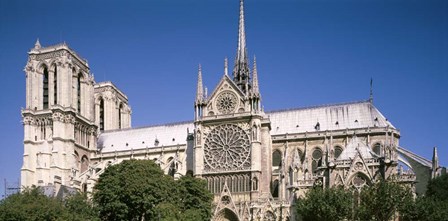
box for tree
[296,187,353,221]
[400,195,448,221]
[0,187,98,221]
[426,173,448,201]
[177,174,213,221]
[0,187,67,221]
[93,159,212,221]
[63,193,99,221]
[400,174,448,221]
[356,180,413,221]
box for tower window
[53,66,57,105]
[99,98,104,131]
[43,67,49,109]
[118,103,123,129]
[77,73,82,113]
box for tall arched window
[43,67,49,109]
[77,73,82,113]
[53,66,57,105]
[373,143,381,156]
[334,146,343,160]
[271,179,279,198]
[118,103,123,129]
[272,150,282,173]
[167,157,176,177]
[312,148,323,174]
[99,98,104,131]
[80,155,89,173]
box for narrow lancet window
[54,66,57,105]
[77,73,82,113]
[99,98,104,131]
[43,68,49,109]
[118,103,123,129]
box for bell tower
[193,1,272,220]
[21,40,97,190]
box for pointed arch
[215,208,239,221]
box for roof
[98,100,394,153]
[98,121,193,153]
[336,136,377,161]
[267,100,394,135]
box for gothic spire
[233,0,250,93]
[196,64,203,103]
[252,56,259,95]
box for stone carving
[204,124,251,171]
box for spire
[233,0,250,93]
[369,78,374,103]
[34,38,41,49]
[236,0,247,65]
[196,64,203,103]
[224,57,229,76]
[252,56,259,95]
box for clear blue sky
[0,0,447,197]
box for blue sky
[0,0,447,197]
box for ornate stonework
[204,124,251,172]
[216,91,238,114]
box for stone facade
[21,1,443,220]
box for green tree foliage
[296,187,353,221]
[426,173,448,201]
[177,174,213,220]
[400,195,448,221]
[356,180,413,221]
[0,187,98,221]
[93,159,212,221]
[401,174,448,221]
[63,193,100,221]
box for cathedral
[21,0,444,220]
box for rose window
[204,124,250,171]
[216,91,238,114]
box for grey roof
[98,121,193,153]
[336,136,377,161]
[267,100,394,135]
[98,100,394,153]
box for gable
[204,75,247,116]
